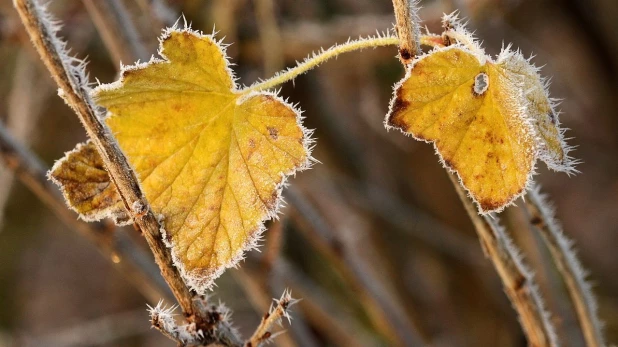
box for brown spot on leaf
[267,127,278,140]
[248,138,256,148]
[388,91,411,130]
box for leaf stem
[241,34,444,94]
[525,186,606,347]
[242,35,399,93]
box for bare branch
[448,173,559,347]
[526,186,606,347]
[13,0,203,327]
[391,0,421,63]
[244,289,300,347]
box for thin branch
[231,270,299,347]
[0,121,171,304]
[525,186,606,347]
[82,0,150,63]
[448,173,559,347]
[13,0,204,328]
[244,289,299,347]
[391,0,421,63]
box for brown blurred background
[0,0,617,346]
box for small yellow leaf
[386,45,571,213]
[93,29,311,290]
[49,141,130,225]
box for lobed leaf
[92,29,312,291]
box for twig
[82,0,149,64]
[0,121,172,304]
[13,0,204,328]
[391,0,421,63]
[244,289,299,347]
[232,269,299,347]
[285,186,425,346]
[525,186,606,347]
[448,173,559,347]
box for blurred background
[0,0,617,346]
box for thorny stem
[0,121,172,304]
[242,34,442,94]
[448,173,558,347]
[525,187,606,347]
[391,0,421,63]
[244,290,299,347]
[12,0,208,331]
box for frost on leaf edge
[383,43,539,215]
[91,25,315,292]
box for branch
[13,0,201,326]
[525,186,606,347]
[448,173,559,347]
[391,0,421,63]
[244,289,300,347]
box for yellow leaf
[93,29,311,290]
[49,140,130,225]
[386,45,571,213]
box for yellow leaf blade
[386,47,536,213]
[93,29,311,290]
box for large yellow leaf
[386,46,542,213]
[93,29,311,290]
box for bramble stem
[13,0,204,327]
[391,0,421,63]
[526,187,606,347]
[448,174,559,347]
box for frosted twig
[244,289,300,347]
[13,0,205,328]
[526,186,606,347]
[391,0,421,63]
[448,173,559,346]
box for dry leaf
[49,140,130,225]
[92,28,311,291]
